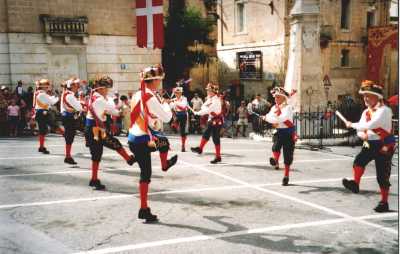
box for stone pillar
[284,0,323,112]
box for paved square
[0,135,398,254]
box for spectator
[24,86,34,110]
[2,86,12,102]
[111,97,122,136]
[251,94,270,133]
[15,80,24,98]
[120,95,131,135]
[0,91,8,136]
[7,99,20,137]
[191,93,203,111]
[236,100,249,137]
[16,96,27,135]
[190,93,204,134]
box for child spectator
[7,99,20,137]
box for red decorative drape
[367,25,398,82]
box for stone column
[284,0,323,112]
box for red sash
[88,93,105,128]
[62,90,75,112]
[130,93,153,130]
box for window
[367,11,375,28]
[340,0,351,30]
[341,49,350,67]
[235,1,246,33]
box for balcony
[39,15,89,44]
[320,25,334,49]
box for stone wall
[0,0,162,94]
[0,0,7,33]
[216,0,287,98]
[0,33,10,86]
[2,0,135,36]
[1,33,160,93]
[216,0,394,104]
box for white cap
[66,79,74,89]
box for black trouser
[176,113,187,137]
[36,110,50,135]
[129,142,152,183]
[85,125,123,162]
[354,141,393,188]
[62,115,78,145]
[202,122,221,145]
[272,130,295,166]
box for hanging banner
[367,25,397,82]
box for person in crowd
[236,100,249,137]
[7,99,20,137]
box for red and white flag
[136,0,164,49]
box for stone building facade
[0,0,161,94]
[216,0,397,107]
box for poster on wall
[238,51,262,80]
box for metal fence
[254,102,398,146]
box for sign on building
[237,51,262,80]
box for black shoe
[138,207,158,223]
[64,157,77,165]
[191,147,202,154]
[127,155,136,166]
[210,157,222,164]
[269,157,277,166]
[38,147,50,154]
[282,176,289,186]
[162,155,178,172]
[181,147,186,152]
[342,178,359,193]
[89,179,105,190]
[374,201,389,213]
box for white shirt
[191,97,203,111]
[61,90,82,113]
[351,104,393,141]
[87,92,119,122]
[196,95,222,121]
[170,96,188,112]
[34,91,59,110]
[264,103,294,128]
[129,88,172,136]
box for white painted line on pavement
[0,157,356,177]
[0,175,396,209]
[180,160,398,235]
[73,213,398,254]
[0,185,242,210]
[209,158,353,167]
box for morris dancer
[191,83,223,164]
[85,76,135,190]
[33,79,59,154]
[61,79,82,164]
[342,80,396,213]
[170,87,189,152]
[129,65,176,223]
[263,87,296,186]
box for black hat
[359,80,383,99]
[93,76,113,89]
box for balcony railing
[39,15,88,44]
